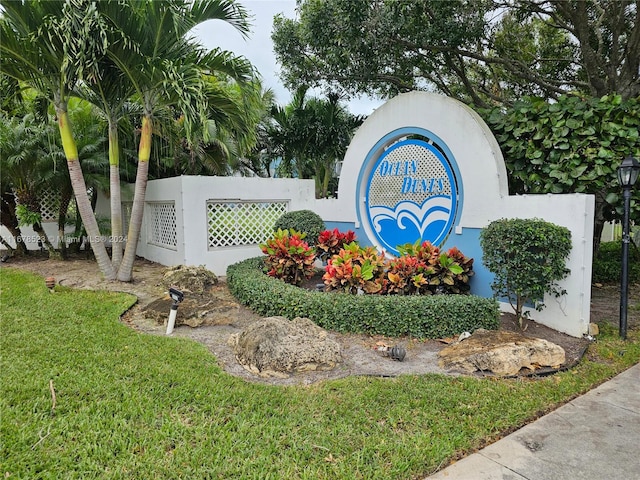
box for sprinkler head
[169,287,184,303]
[390,345,406,362]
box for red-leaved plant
[322,242,386,294]
[443,246,475,293]
[389,241,473,295]
[385,255,434,295]
[316,228,357,262]
[260,228,316,286]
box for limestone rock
[162,265,218,295]
[229,316,342,378]
[142,296,226,328]
[437,329,566,376]
[143,297,202,327]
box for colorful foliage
[316,228,357,261]
[259,228,316,286]
[322,242,386,294]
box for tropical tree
[268,86,315,179]
[266,87,362,196]
[272,0,639,107]
[61,99,112,255]
[237,86,279,177]
[158,76,267,177]
[1,0,118,277]
[1,0,254,281]
[102,0,253,281]
[481,94,640,253]
[75,50,136,268]
[305,93,363,198]
[0,113,59,257]
[0,98,111,259]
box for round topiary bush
[480,217,572,328]
[274,210,325,246]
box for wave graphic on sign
[369,196,452,250]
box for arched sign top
[357,128,463,256]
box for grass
[1,267,639,480]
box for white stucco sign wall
[320,91,594,337]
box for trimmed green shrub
[592,241,640,284]
[227,257,500,339]
[273,210,325,246]
[480,218,572,328]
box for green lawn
[1,267,639,479]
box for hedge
[227,257,500,339]
[593,241,640,284]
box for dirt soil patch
[4,253,639,386]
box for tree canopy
[266,87,363,197]
[273,0,639,107]
[479,94,640,252]
[0,0,256,280]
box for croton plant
[260,229,474,295]
[259,228,316,286]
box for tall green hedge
[227,257,500,339]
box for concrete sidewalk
[425,363,640,480]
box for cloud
[191,1,382,115]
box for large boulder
[229,316,342,378]
[438,329,566,376]
[162,265,218,295]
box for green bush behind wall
[593,241,640,284]
[227,257,500,339]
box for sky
[191,0,383,116]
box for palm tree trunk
[1,193,28,256]
[108,121,124,269]
[117,115,151,282]
[32,222,61,260]
[57,108,116,280]
[0,235,15,255]
[322,160,332,199]
[57,189,73,259]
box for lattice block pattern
[147,202,177,249]
[38,187,59,221]
[15,187,91,222]
[207,201,288,248]
[369,143,451,208]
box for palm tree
[76,55,135,268]
[1,0,117,278]
[0,113,62,258]
[61,99,112,255]
[102,0,253,281]
[238,84,279,177]
[266,88,363,196]
[306,94,363,198]
[159,75,264,177]
[2,0,254,280]
[268,86,315,179]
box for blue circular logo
[363,137,460,256]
